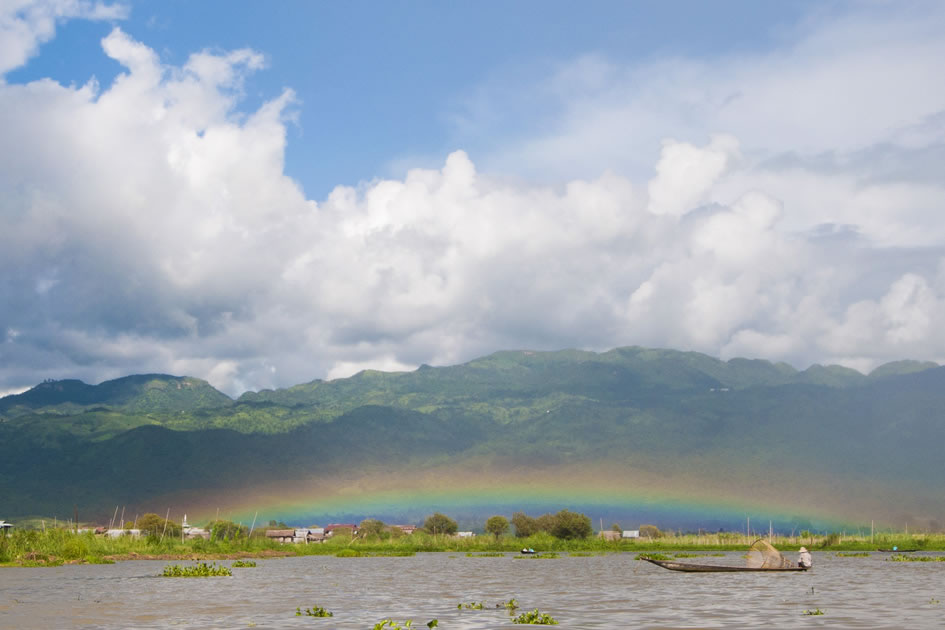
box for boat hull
[642,557,809,573]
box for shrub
[638,524,662,539]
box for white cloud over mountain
[1,2,944,395]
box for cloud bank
[2,3,945,395]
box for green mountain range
[1,347,942,528]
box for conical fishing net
[745,539,793,568]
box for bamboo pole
[160,508,170,542]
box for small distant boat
[520,548,536,554]
[642,540,809,573]
[878,548,917,552]
[642,557,808,572]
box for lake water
[1,551,943,628]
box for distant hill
[1,347,942,529]
[0,374,232,418]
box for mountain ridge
[1,346,943,529]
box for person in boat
[798,547,812,569]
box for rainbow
[160,458,908,532]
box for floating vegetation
[466,552,504,557]
[636,553,670,561]
[501,598,519,611]
[835,552,870,557]
[568,552,592,557]
[296,605,333,617]
[371,620,438,629]
[673,553,708,558]
[513,552,559,559]
[929,598,940,605]
[887,554,945,562]
[161,562,231,577]
[803,609,825,616]
[366,550,416,557]
[232,560,257,567]
[458,602,485,609]
[511,609,559,624]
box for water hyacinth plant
[636,553,670,561]
[458,602,485,609]
[887,554,945,562]
[161,562,232,577]
[231,560,257,567]
[511,609,559,624]
[296,605,333,617]
[371,620,438,629]
[803,608,825,616]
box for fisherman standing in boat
[798,547,812,569]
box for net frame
[745,539,793,568]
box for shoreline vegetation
[3,527,944,567]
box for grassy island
[3,526,945,567]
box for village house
[265,529,296,543]
[263,527,326,544]
[394,525,418,535]
[105,528,141,538]
[182,515,210,540]
[599,530,621,541]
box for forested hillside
[1,347,942,523]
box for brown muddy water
[1,551,944,628]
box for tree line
[130,508,642,542]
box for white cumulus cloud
[2,4,945,396]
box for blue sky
[7,0,828,199]
[2,0,945,395]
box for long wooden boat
[878,548,917,553]
[642,556,809,573]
